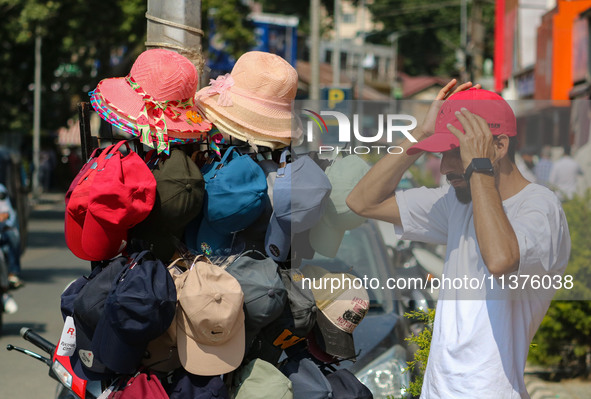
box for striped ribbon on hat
[126,76,195,154]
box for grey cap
[280,357,333,399]
[225,253,288,350]
[265,150,332,261]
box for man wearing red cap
[347,80,571,398]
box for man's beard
[454,185,472,204]
[447,173,472,204]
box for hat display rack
[69,48,374,398]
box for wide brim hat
[91,49,212,153]
[195,51,302,149]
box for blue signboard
[207,13,298,76]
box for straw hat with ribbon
[195,51,302,150]
[90,49,212,154]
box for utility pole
[332,0,341,86]
[310,0,320,100]
[460,0,468,82]
[32,30,41,197]
[470,0,485,81]
[356,0,366,101]
[146,0,204,81]
[389,32,400,99]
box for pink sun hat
[91,49,212,154]
[195,51,301,149]
[407,88,517,155]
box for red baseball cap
[407,88,517,155]
[65,141,156,261]
[82,146,156,260]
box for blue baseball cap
[189,147,267,255]
[280,357,333,399]
[92,251,177,374]
[167,370,229,399]
[265,150,332,261]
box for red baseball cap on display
[406,88,517,155]
[65,141,156,261]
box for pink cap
[407,88,516,155]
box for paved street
[0,192,87,398]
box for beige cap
[176,257,246,376]
[301,265,369,359]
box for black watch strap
[464,158,494,181]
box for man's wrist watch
[464,158,494,181]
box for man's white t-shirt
[394,183,570,399]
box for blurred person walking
[534,145,553,186]
[549,146,582,201]
[0,183,23,289]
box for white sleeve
[394,186,450,245]
[512,194,571,277]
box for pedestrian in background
[534,145,553,186]
[549,146,582,201]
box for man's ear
[494,135,509,162]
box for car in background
[302,219,429,398]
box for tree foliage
[404,308,435,397]
[367,0,495,77]
[529,192,591,377]
[1,0,147,134]
[1,0,255,138]
[202,0,255,59]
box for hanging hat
[195,51,301,149]
[90,48,212,154]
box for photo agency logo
[303,108,419,154]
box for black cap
[92,251,176,374]
[130,149,205,261]
[166,369,229,399]
[251,268,318,360]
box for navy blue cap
[60,266,102,320]
[280,357,333,399]
[167,370,229,399]
[92,251,177,374]
[72,256,129,374]
[325,369,373,399]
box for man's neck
[496,159,531,201]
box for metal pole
[32,31,41,196]
[310,0,321,100]
[332,0,341,86]
[390,32,399,99]
[146,0,204,80]
[460,0,468,81]
[356,0,366,100]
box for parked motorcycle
[6,327,103,399]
